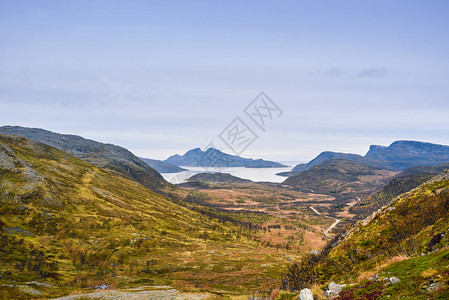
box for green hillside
[0,134,292,298]
[350,173,435,217]
[282,170,449,298]
[350,162,449,218]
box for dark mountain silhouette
[365,140,449,170]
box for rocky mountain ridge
[0,126,166,190]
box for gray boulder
[328,282,346,293]
[93,283,111,290]
[299,288,314,300]
[390,277,400,284]
[427,282,440,292]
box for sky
[1,0,448,162]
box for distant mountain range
[365,141,449,169]
[279,140,449,176]
[165,147,287,168]
[0,126,166,190]
[138,157,186,173]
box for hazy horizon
[4,123,449,163]
[1,1,448,161]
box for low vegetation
[3,132,448,299]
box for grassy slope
[349,173,435,217]
[350,162,449,218]
[0,134,294,298]
[312,170,449,298]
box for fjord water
[161,162,301,184]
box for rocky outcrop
[390,277,400,284]
[298,288,314,300]
[326,282,346,297]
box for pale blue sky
[1,0,448,161]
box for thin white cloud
[356,68,387,78]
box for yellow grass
[421,268,438,278]
[310,283,327,299]
[357,254,408,282]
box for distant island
[165,147,288,168]
[187,172,252,184]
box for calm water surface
[161,162,302,184]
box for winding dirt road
[310,206,340,238]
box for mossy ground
[338,248,449,299]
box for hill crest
[0,126,166,190]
